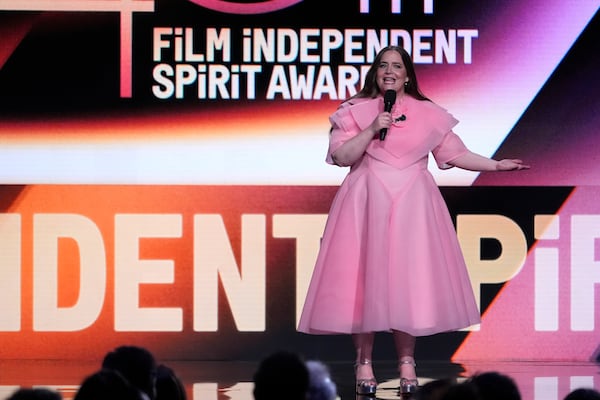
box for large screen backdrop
[0,0,599,367]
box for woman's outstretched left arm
[449,151,530,172]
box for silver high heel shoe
[399,359,419,396]
[355,360,377,396]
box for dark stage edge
[0,359,598,400]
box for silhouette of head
[253,351,309,400]
[102,345,158,400]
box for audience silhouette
[101,345,158,400]
[6,388,62,400]
[73,368,145,400]
[306,360,338,400]
[440,380,480,400]
[12,343,597,400]
[252,350,309,400]
[413,378,455,400]
[564,388,600,400]
[437,371,521,400]
[155,364,187,400]
[469,371,521,400]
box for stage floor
[0,359,598,400]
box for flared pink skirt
[297,156,481,336]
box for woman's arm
[331,112,390,167]
[449,151,529,171]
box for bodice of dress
[327,95,467,170]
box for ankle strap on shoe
[399,359,417,367]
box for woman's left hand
[496,159,530,171]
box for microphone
[380,90,396,140]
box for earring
[404,81,409,87]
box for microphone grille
[384,90,396,103]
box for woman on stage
[297,45,528,396]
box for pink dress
[297,95,481,336]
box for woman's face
[376,50,409,95]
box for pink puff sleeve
[431,130,469,169]
[325,102,362,165]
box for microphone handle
[379,127,387,141]
[379,101,393,141]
